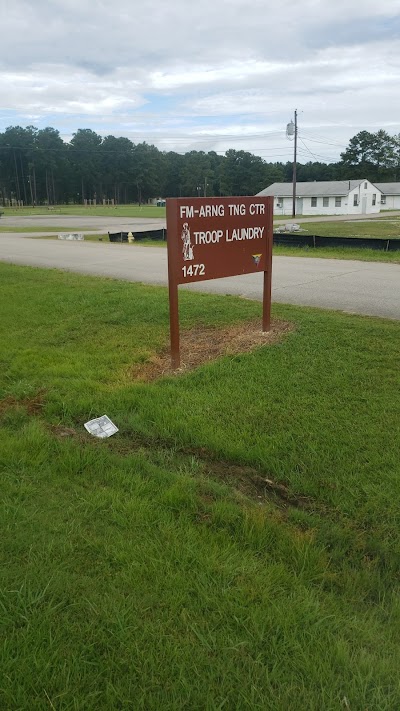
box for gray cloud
[1,0,400,160]
[5,0,400,70]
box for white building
[257,180,382,216]
[374,183,400,210]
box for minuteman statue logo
[181,222,194,261]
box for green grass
[273,244,400,263]
[1,204,165,218]
[299,219,400,239]
[273,217,400,262]
[0,225,99,233]
[1,264,400,709]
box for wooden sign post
[166,196,273,368]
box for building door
[361,196,367,213]
[297,198,303,215]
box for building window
[353,194,359,206]
[311,197,317,207]
[323,197,329,207]
[381,195,386,205]
[335,197,342,207]
[364,182,368,189]
[276,197,284,206]
[372,194,376,206]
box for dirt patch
[131,318,294,381]
[177,447,314,510]
[49,424,81,439]
[106,428,317,512]
[205,463,312,510]
[0,391,45,416]
[46,415,320,514]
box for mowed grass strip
[0,263,399,710]
[272,244,400,263]
[299,218,400,239]
[1,204,165,219]
[0,225,100,233]
[273,217,400,262]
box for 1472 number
[182,264,205,278]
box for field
[272,244,400,263]
[0,225,99,233]
[0,204,165,219]
[300,219,400,239]
[1,263,399,709]
[274,218,400,262]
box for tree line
[0,125,399,206]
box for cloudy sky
[1,0,400,162]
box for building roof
[257,180,380,198]
[374,183,400,195]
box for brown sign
[166,196,273,367]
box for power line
[0,131,343,164]
[0,129,286,149]
[298,138,336,164]
[298,131,347,148]
[0,143,316,164]
[150,130,285,140]
[0,143,295,157]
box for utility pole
[292,109,298,218]
[286,110,298,217]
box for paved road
[0,233,399,320]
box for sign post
[166,196,273,368]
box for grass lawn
[299,219,400,239]
[1,204,166,219]
[274,218,400,262]
[0,226,99,233]
[1,264,400,709]
[273,244,400,263]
